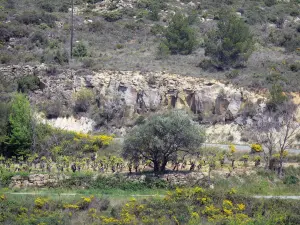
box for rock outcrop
[0,65,268,135]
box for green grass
[213,173,300,196]
[0,187,167,200]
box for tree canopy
[5,93,33,157]
[163,13,197,55]
[122,111,205,172]
[205,10,254,69]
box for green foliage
[74,88,94,113]
[283,175,299,185]
[0,102,10,147]
[73,42,88,58]
[0,170,15,187]
[225,69,240,79]
[17,75,41,93]
[267,83,288,110]
[102,10,122,22]
[205,10,254,69]
[289,62,300,72]
[156,42,170,59]
[137,0,166,21]
[264,0,277,7]
[123,110,205,172]
[0,22,30,43]
[16,11,57,27]
[269,27,300,52]
[162,13,197,55]
[6,93,33,157]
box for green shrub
[225,69,240,79]
[16,11,57,27]
[136,0,164,21]
[264,0,277,7]
[156,42,170,59]
[17,75,41,93]
[0,53,13,64]
[150,24,165,35]
[59,3,69,13]
[102,10,122,22]
[162,13,197,55]
[54,50,69,65]
[0,23,30,43]
[205,10,254,69]
[74,88,94,113]
[87,21,104,32]
[73,42,88,58]
[289,62,300,72]
[269,27,300,52]
[81,57,96,68]
[5,93,33,157]
[267,83,288,110]
[283,175,299,185]
[40,2,55,12]
[40,100,62,119]
[198,59,216,71]
[0,170,15,187]
[30,31,48,46]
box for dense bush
[162,13,197,55]
[102,10,122,22]
[269,26,300,52]
[137,0,167,21]
[17,75,41,93]
[40,100,62,119]
[73,42,88,58]
[74,88,94,113]
[16,11,57,27]
[0,23,30,43]
[60,173,169,190]
[205,10,254,69]
[3,93,33,157]
[30,31,48,46]
[267,83,288,110]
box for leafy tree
[122,111,205,172]
[5,93,33,157]
[205,10,254,69]
[162,13,197,55]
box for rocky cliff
[0,65,283,143]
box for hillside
[0,0,299,91]
[1,1,300,224]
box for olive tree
[122,111,205,173]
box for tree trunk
[160,162,167,172]
[231,159,235,169]
[160,158,168,172]
[153,161,160,173]
[278,157,284,178]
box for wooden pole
[70,0,74,59]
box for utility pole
[70,0,74,59]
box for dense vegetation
[0,0,299,90]
[0,0,300,224]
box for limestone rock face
[1,65,269,133]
